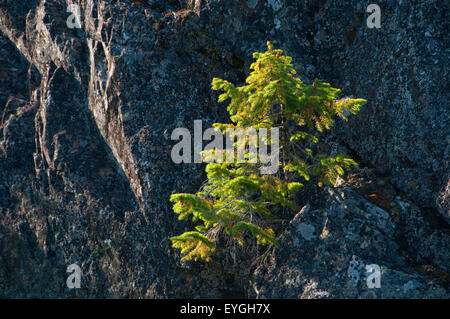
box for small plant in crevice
[170,42,366,262]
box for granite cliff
[0,0,448,298]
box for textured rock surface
[312,0,449,215]
[0,0,448,298]
[250,185,449,298]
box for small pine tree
[170,42,366,262]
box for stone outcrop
[0,0,448,298]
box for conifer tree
[170,42,366,262]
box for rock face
[251,186,449,298]
[0,0,448,298]
[311,0,449,216]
